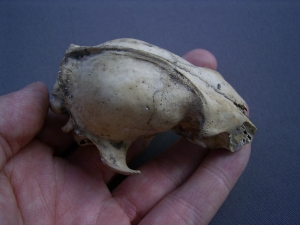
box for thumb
[183,49,218,70]
[0,82,49,168]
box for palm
[3,142,131,224]
[0,50,251,225]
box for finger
[139,144,251,225]
[183,49,217,70]
[112,138,209,224]
[37,110,75,156]
[0,82,49,168]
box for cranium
[50,38,257,175]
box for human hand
[0,49,251,225]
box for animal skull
[50,38,257,175]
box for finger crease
[169,193,207,224]
[201,162,231,194]
[0,133,13,168]
[114,193,139,222]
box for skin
[0,49,251,225]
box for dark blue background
[1,1,299,224]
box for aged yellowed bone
[50,38,257,175]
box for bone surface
[50,38,257,175]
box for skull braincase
[50,38,257,175]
